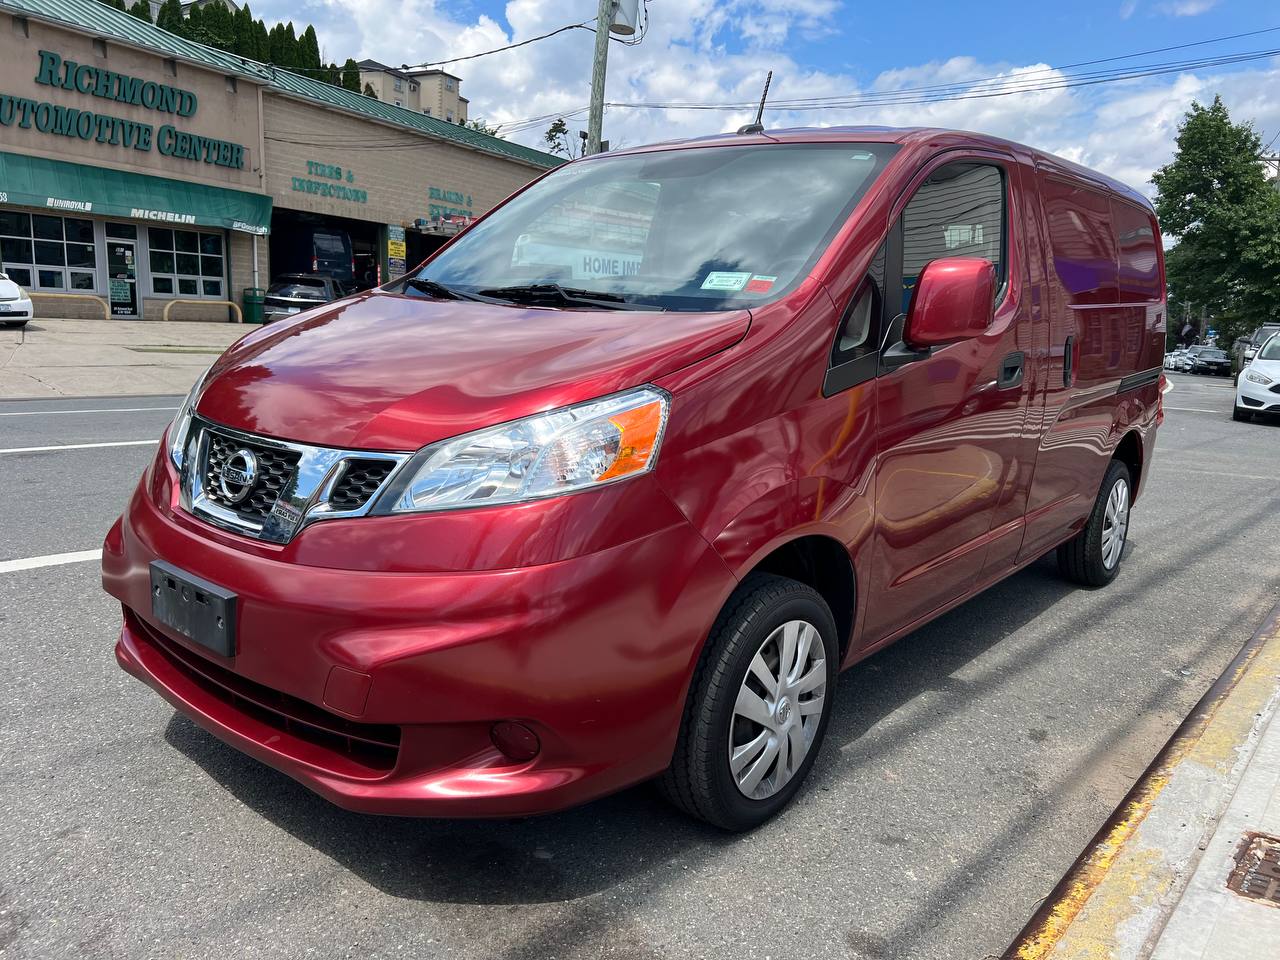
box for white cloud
[259,1,1280,195]
[1157,0,1220,16]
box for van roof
[599,125,1153,212]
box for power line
[603,46,1280,113]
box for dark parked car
[1186,345,1230,376]
[263,274,349,323]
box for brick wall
[262,95,548,228]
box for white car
[0,272,33,329]
[1234,334,1280,421]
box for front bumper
[105,453,737,817]
[0,298,31,320]
[1237,375,1280,414]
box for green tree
[155,0,184,35]
[250,17,270,61]
[298,25,321,72]
[341,58,361,92]
[543,117,584,158]
[466,118,502,137]
[1153,96,1280,346]
[362,81,378,99]
[196,1,235,51]
[183,2,201,39]
[268,22,299,68]
[100,0,127,11]
[126,0,152,21]
[231,4,256,57]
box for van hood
[196,291,749,451]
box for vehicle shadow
[161,497,1280,958]
[163,553,1083,907]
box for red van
[104,127,1165,831]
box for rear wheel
[1058,460,1131,588]
[659,574,837,831]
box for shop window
[106,223,137,239]
[149,228,224,299]
[1,214,97,291]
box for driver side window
[899,162,1005,314]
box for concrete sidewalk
[0,316,246,398]
[1006,598,1280,959]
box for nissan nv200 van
[104,127,1165,831]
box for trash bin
[242,287,266,324]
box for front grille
[129,609,400,773]
[328,459,396,511]
[202,429,301,522]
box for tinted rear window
[267,279,328,300]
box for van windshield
[411,142,899,312]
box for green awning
[0,151,272,234]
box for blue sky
[254,0,1279,191]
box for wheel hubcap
[729,620,827,800]
[1101,477,1130,570]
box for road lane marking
[0,406,176,417]
[1164,406,1222,413]
[0,549,101,573]
[0,440,155,454]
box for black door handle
[1063,335,1074,387]
[998,351,1024,389]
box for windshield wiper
[477,283,658,311]
[403,276,508,304]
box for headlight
[168,365,214,469]
[1245,370,1273,385]
[376,386,670,513]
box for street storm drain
[1226,832,1280,906]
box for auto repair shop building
[0,0,560,321]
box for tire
[1058,460,1132,588]
[1,320,27,329]
[1233,404,1252,422]
[659,573,838,832]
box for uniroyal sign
[0,50,247,169]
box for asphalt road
[1,373,1278,960]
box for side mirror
[904,257,996,349]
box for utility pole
[586,0,616,156]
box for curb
[1003,596,1280,959]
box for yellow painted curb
[1005,598,1280,959]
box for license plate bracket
[149,560,237,657]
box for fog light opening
[490,721,540,762]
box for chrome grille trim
[178,417,412,544]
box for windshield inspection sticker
[745,275,777,293]
[701,271,752,291]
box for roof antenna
[737,70,772,135]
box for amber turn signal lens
[597,399,665,481]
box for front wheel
[1233,404,1252,422]
[659,574,838,831]
[1058,460,1131,587]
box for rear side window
[1042,177,1119,305]
[1111,199,1161,302]
[900,163,1005,313]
